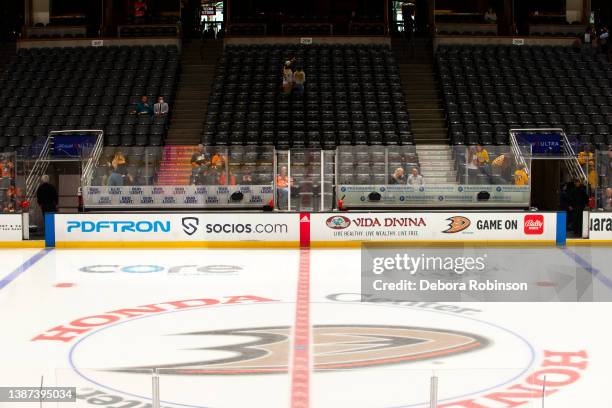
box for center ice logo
[112,325,487,375]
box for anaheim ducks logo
[114,325,487,375]
[443,216,471,233]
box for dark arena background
[0,1,612,407]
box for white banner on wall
[588,212,612,240]
[310,212,557,243]
[0,214,22,242]
[54,213,299,244]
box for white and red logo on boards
[524,215,544,235]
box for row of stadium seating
[203,44,413,148]
[438,44,612,147]
[0,45,178,150]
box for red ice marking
[290,248,311,408]
[54,282,75,288]
[299,213,311,248]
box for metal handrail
[25,136,52,202]
[80,132,104,187]
[509,127,588,184]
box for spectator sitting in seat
[513,164,529,186]
[284,56,296,71]
[293,67,306,96]
[133,0,148,24]
[240,172,253,184]
[578,145,598,190]
[1,159,14,179]
[484,7,497,23]
[475,144,492,181]
[108,151,130,186]
[389,167,406,184]
[134,95,153,116]
[475,145,490,166]
[407,167,424,185]
[154,96,169,116]
[491,153,513,183]
[276,166,292,208]
[603,187,612,210]
[219,170,236,185]
[190,144,210,184]
[282,63,294,95]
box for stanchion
[152,368,160,408]
[429,375,438,408]
[541,375,546,408]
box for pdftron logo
[443,216,471,233]
[66,220,170,233]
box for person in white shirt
[154,96,169,116]
[407,167,424,185]
[484,7,497,24]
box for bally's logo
[326,215,351,230]
[66,220,171,233]
[524,215,544,235]
[443,216,471,233]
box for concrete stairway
[392,38,448,145]
[165,40,223,145]
[415,144,458,184]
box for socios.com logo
[182,217,199,236]
[66,221,170,233]
[326,215,351,230]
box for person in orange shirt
[218,170,236,186]
[276,166,292,209]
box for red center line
[290,247,311,408]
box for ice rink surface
[1,246,612,407]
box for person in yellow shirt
[475,145,489,165]
[514,164,529,186]
[577,147,597,190]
